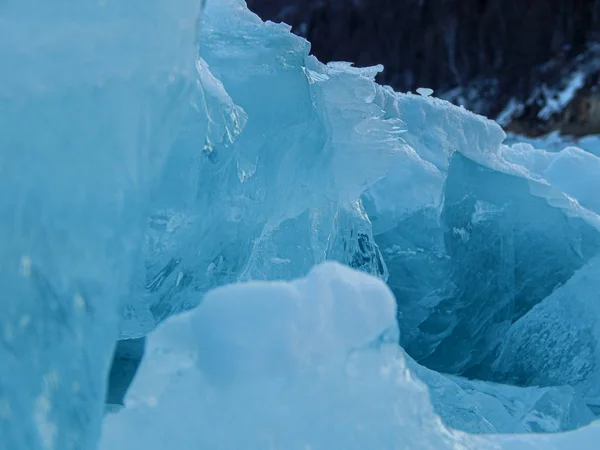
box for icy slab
[369,143,600,378]
[0,0,200,448]
[366,112,600,376]
[101,263,486,450]
[121,0,404,336]
[361,90,509,355]
[500,143,600,214]
[493,255,600,403]
[411,152,600,375]
[363,86,505,235]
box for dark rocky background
[247,0,600,137]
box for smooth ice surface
[0,0,200,448]
[102,263,486,450]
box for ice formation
[365,104,600,379]
[0,0,201,448]
[102,264,594,448]
[121,0,406,337]
[493,255,600,403]
[408,357,593,434]
[101,263,485,450]
[3,0,600,449]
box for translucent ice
[493,255,600,403]
[6,0,600,448]
[500,143,600,214]
[0,0,200,448]
[412,152,600,375]
[121,0,404,336]
[368,127,600,376]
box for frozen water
[411,152,600,375]
[101,263,488,450]
[121,0,403,337]
[361,88,510,360]
[500,143,600,214]
[369,141,600,377]
[0,0,200,448]
[408,356,593,434]
[417,87,435,97]
[5,0,600,447]
[102,263,594,448]
[493,255,600,403]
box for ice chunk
[493,255,600,403]
[411,152,600,375]
[363,84,505,237]
[0,0,200,448]
[121,1,404,336]
[101,263,485,450]
[543,148,600,214]
[361,89,507,338]
[500,143,600,214]
[373,87,506,173]
[417,87,434,97]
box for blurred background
[247,0,600,138]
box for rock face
[247,0,600,135]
